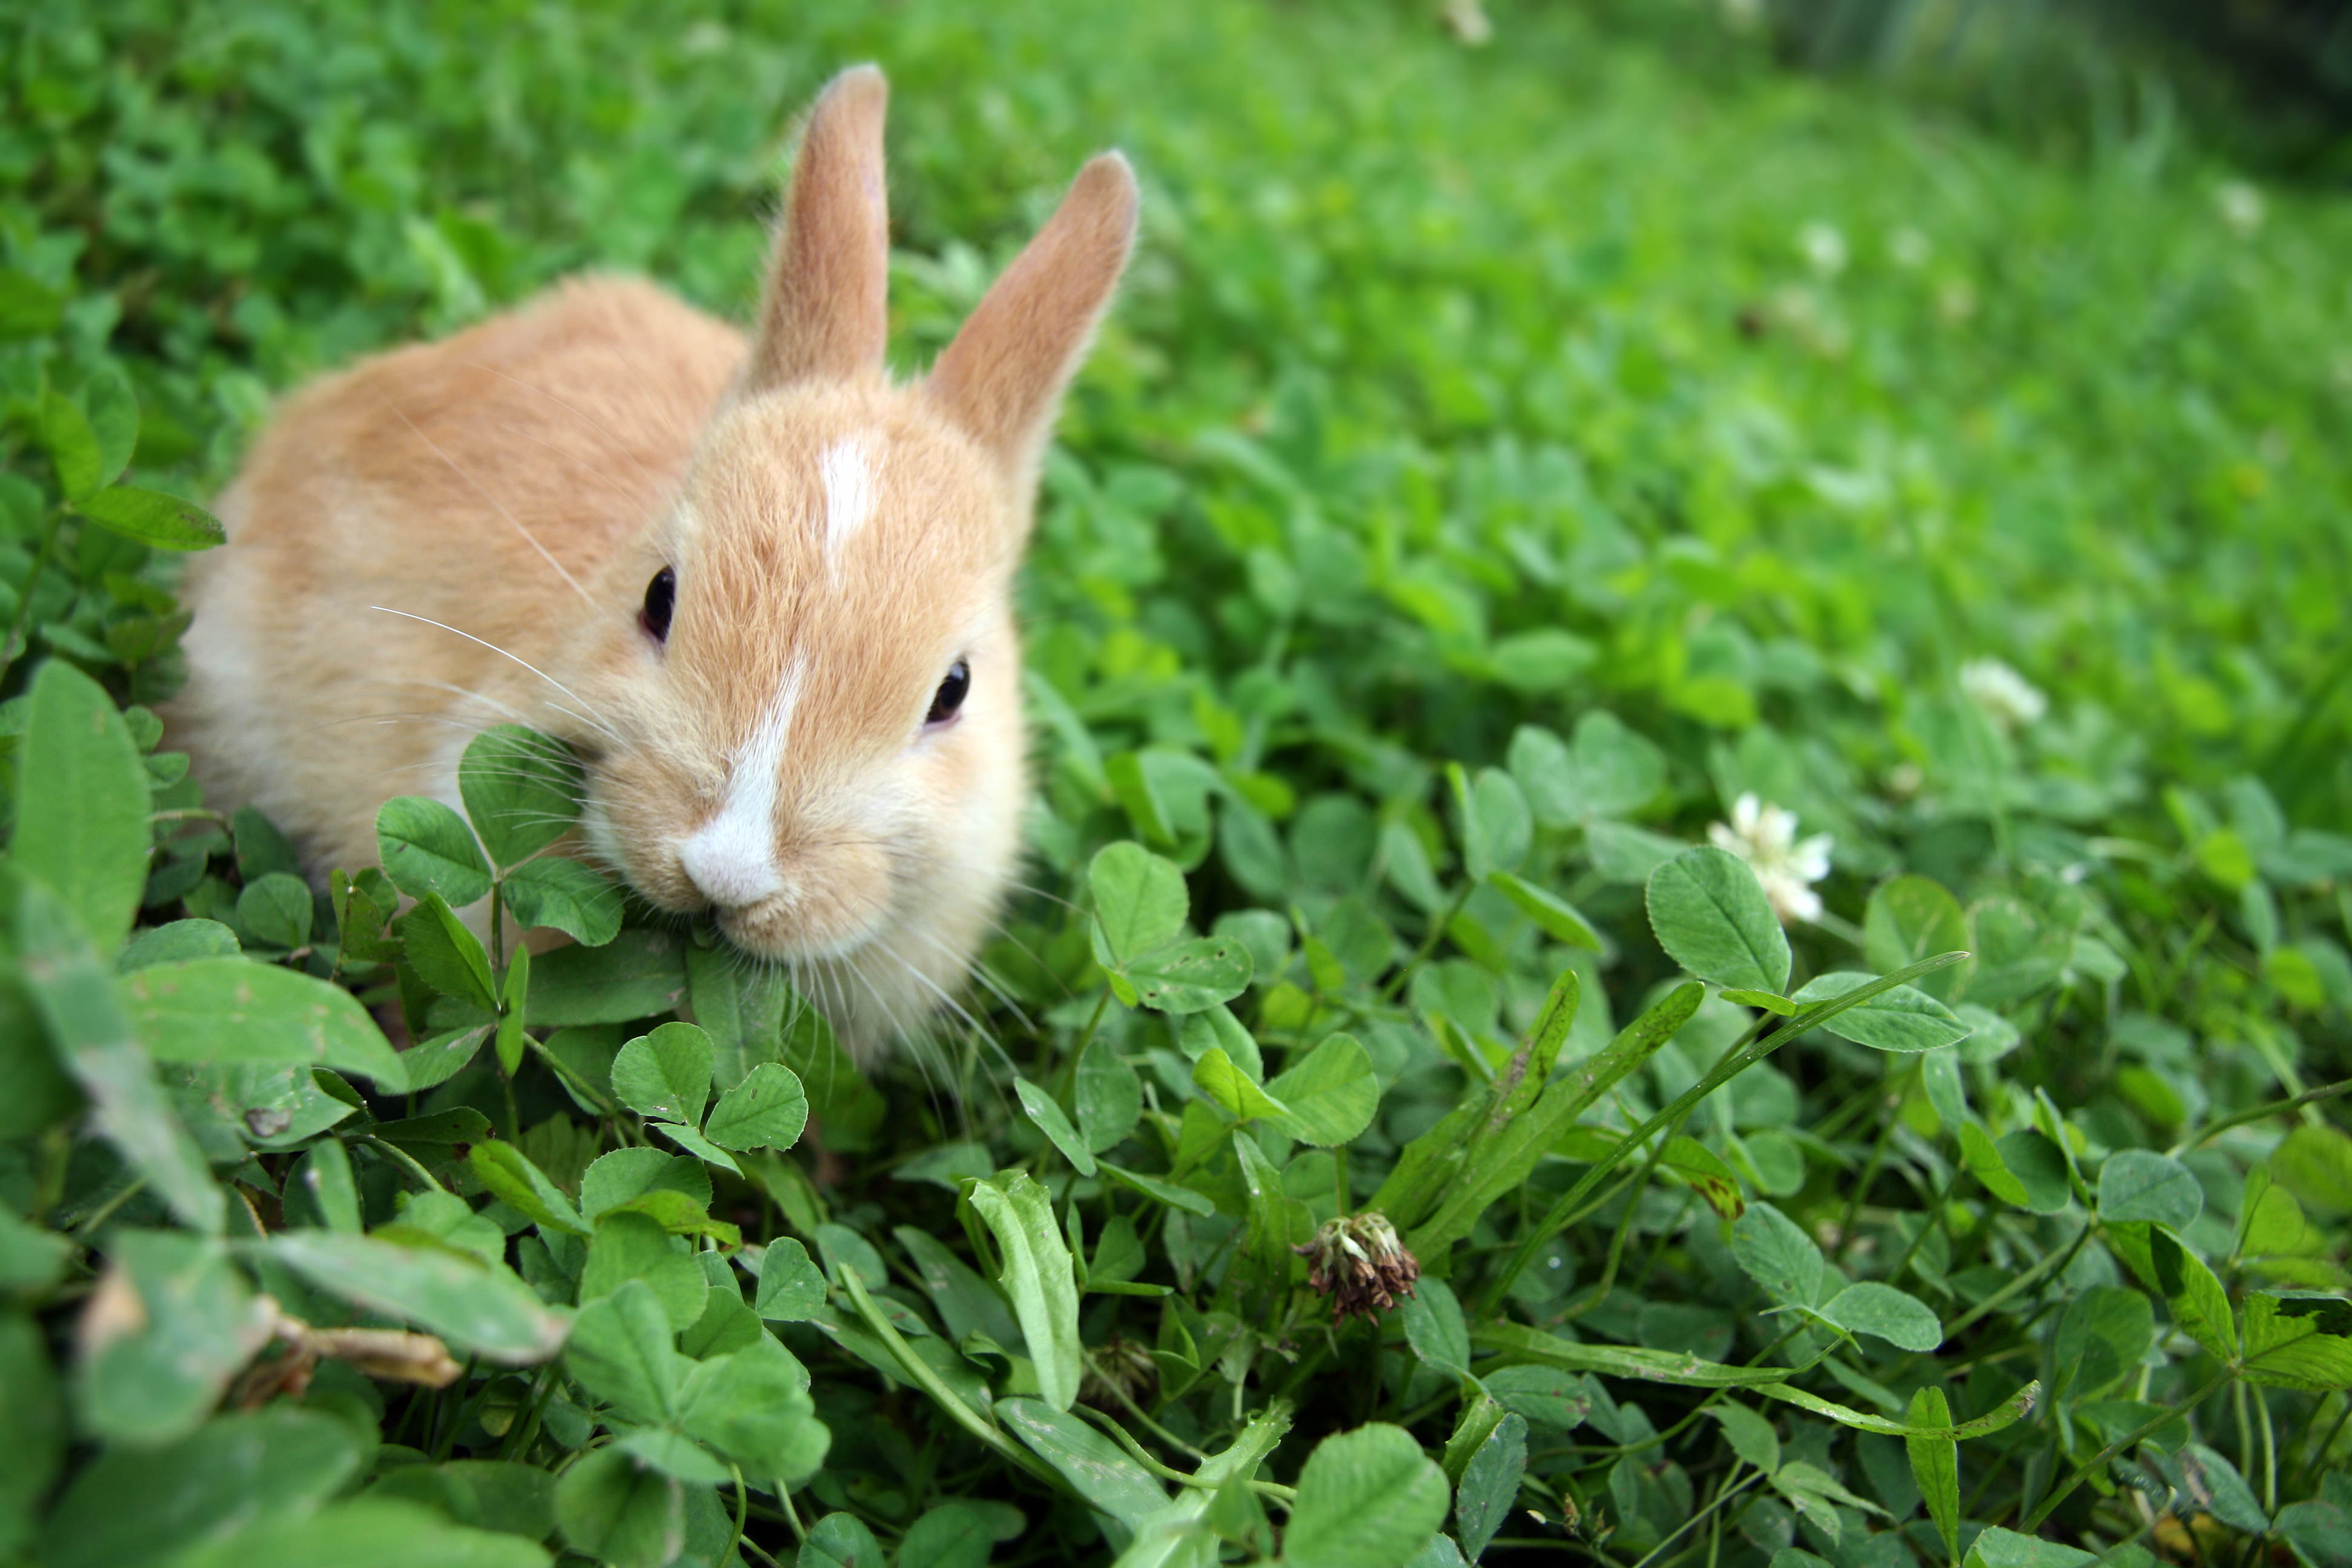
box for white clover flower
[1800,223,1848,279]
[1439,0,1492,44]
[1960,657,2047,731]
[2217,181,2265,237]
[1709,792,1833,925]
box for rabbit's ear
[742,65,891,394]
[926,152,1138,498]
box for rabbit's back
[171,276,743,878]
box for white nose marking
[820,434,878,576]
[677,653,805,909]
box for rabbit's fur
[167,67,1138,1060]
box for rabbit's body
[167,69,1137,1059]
[177,278,737,882]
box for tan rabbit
[166,67,1138,1060]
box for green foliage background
[3,3,2350,1567]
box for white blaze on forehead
[677,652,805,909]
[819,434,878,572]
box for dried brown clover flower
[1293,1211,1421,1322]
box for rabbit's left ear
[742,65,890,394]
[926,152,1138,501]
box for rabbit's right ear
[741,65,891,396]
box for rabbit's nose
[678,814,785,911]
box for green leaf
[119,919,241,972]
[78,369,137,487]
[122,956,408,1091]
[896,1227,1025,1345]
[1486,869,1601,949]
[77,1232,272,1446]
[612,1021,713,1125]
[235,872,313,951]
[17,659,151,952]
[2097,1149,2204,1229]
[500,855,624,947]
[554,1446,683,1568]
[74,485,226,550]
[2176,1443,2269,1534]
[1791,970,1971,1051]
[14,876,223,1232]
[1906,1386,1961,1566]
[2105,1221,2237,1363]
[398,1025,492,1093]
[897,1504,993,1568]
[1964,1526,2097,1568]
[799,1512,885,1568]
[36,1408,362,1568]
[1647,846,1792,993]
[1191,1046,1287,1121]
[2243,1290,2352,1390]
[459,725,586,867]
[495,939,529,1075]
[166,1498,552,1568]
[1282,1423,1452,1568]
[1454,1411,1527,1563]
[1477,1321,2043,1431]
[1100,1161,1218,1217]
[649,1119,740,1175]
[1089,841,1188,963]
[1711,1403,1781,1474]
[0,269,62,339]
[998,1398,1171,1528]
[704,1060,808,1152]
[293,1136,361,1232]
[400,892,500,1011]
[526,927,688,1025]
[42,390,103,500]
[1965,897,2071,1008]
[752,1238,829,1322]
[2050,1285,2154,1403]
[1402,1275,1472,1380]
[376,796,493,909]
[1720,988,1797,1014]
[1126,935,1253,1013]
[1661,1135,1746,1220]
[1015,1078,1097,1175]
[1820,1281,1942,1351]
[1730,1203,1824,1308]
[1481,1367,1592,1432]
[1960,1125,2073,1214]
[1454,764,1531,880]
[678,1334,823,1478]
[2270,1125,2352,1217]
[567,1276,685,1422]
[1510,713,1664,825]
[610,1426,728,1484]
[1266,1032,1380,1146]
[1864,875,1971,1002]
[1076,1037,1143,1152]
[469,1140,589,1236]
[965,1171,1083,1411]
[268,1231,569,1364]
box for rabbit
[165,66,1138,1061]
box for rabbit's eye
[926,659,970,727]
[641,567,676,644]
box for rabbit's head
[554,67,1136,1053]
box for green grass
[3,3,2350,1566]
